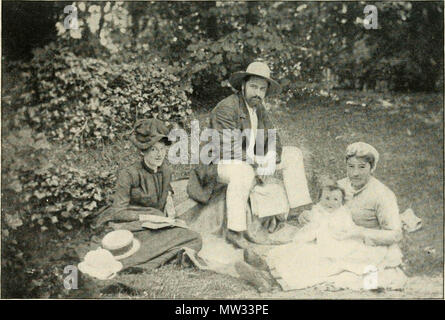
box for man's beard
[247,96,263,108]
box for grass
[2,89,443,298]
[87,90,443,299]
[98,264,252,299]
[280,91,444,278]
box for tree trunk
[246,1,259,26]
[200,1,218,40]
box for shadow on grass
[2,90,443,298]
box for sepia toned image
[1,1,443,301]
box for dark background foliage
[1,1,443,298]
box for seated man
[188,61,312,249]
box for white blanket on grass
[172,180,407,291]
[264,205,407,291]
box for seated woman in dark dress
[94,119,202,271]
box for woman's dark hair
[345,154,375,171]
[141,137,169,154]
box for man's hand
[261,214,286,233]
[255,151,277,177]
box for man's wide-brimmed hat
[130,118,172,151]
[229,61,281,96]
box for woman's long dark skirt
[121,227,202,270]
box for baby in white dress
[293,184,356,250]
[265,183,397,290]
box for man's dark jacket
[187,93,282,204]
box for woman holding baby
[237,142,407,292]
[302,142,403,246]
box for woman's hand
[332,225,364,241]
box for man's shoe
[267,217,277,233]
[274,221,285,233]
[245,230,290,246]
[288,203,313,219]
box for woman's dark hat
[130,118,172,151]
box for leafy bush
[21,41,192,149]
[1,60,35,129]
[1,127,117,298]
[126,1,443,99]
[2,129,116,234]
[126,2,346,103]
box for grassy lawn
[91,90,443,299]
[273,91,443,278]
[3,89,443,299]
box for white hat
[78,248,123,280]
[229,61,282,96]
[101,230,141,260]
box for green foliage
[2,129,116,235]
[1,60,35,127]
[18,41,192,148]
[4,1,444,102]
[319,2,444,91]
[124,1,443,99]
[1,127,116,298]
[1,0,443,298]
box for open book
[139,214,188,230]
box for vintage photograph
[1,1,443,300]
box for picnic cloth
[266,241,406,291]
[177,180,299,278]
[263,205,407,291]
[76,178,295,279]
